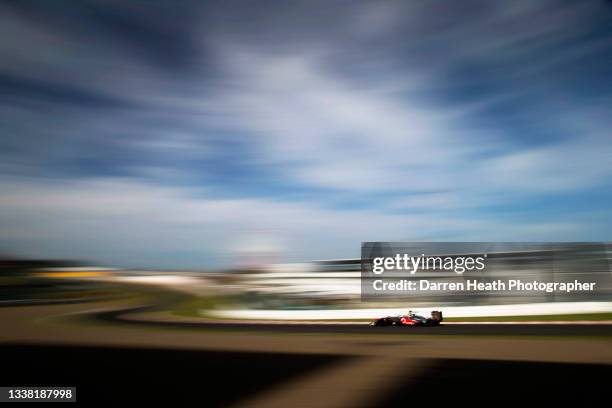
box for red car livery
[370,311,443,327]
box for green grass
[169,294,235,318]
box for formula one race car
[370,311,443,327]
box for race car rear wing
[431,311,443,322]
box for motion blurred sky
[1,0,611,268]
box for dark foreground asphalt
[0,344,346,407]
[2,344,609,406]
[94,306,612,337]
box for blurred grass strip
[170,294,236,318]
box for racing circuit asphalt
[94,306,612,337]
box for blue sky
[1,0,611,268]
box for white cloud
[211,48,481,192]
